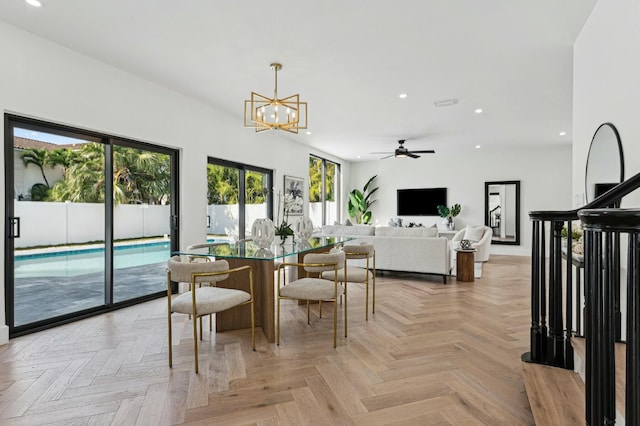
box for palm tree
[49,143,172,205]
[21,148,50,187]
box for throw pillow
[464,225,485,242]
[344,218,353,226]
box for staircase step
[572,337,626,417]
[522,360,585,425]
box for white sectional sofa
[317,225,451,283]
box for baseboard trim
[0,324,9,345]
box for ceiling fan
[371,140,435,159]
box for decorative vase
[446,216,455,231]
[251,218,275,248]
[294,216,314,240]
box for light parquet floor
[0,255,534,425]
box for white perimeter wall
[573,0,640,205]
[349,144,573,256]
[0,22,349,344]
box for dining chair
[321,243,376,331]
[276,250,346,348]
[167,255,255,373]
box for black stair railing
[523,171,640,425]
[580,209,640,425]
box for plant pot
[446,217,455,231]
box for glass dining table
[173,236,353,343]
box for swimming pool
[15,242,171,278]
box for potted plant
[274,191,301,243]
[437,203,461,230]
[348,175,378,224]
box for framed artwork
[284,175,304,215]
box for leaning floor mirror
[485,180,520,245]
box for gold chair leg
[251,300,256,351]
[344,283,348,337]
[372,273,376,314]
[277,295,281,346]
[365,276,369,321]
[319,300,323,318]
[200,316,203,341]
[193,314,199,374]
[333,294,337,348]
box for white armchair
[452,225,492,262]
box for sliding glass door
[309,155,340,226]
[4,115,178,336]
[9,127,106,327]
[112,142,175,303]
[207,158,272,241]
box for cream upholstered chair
[321,243,376,326]
[452,225,492,262]
[167,255,255,373]
[277,250,346,348]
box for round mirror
[585,123,624,203]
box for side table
[455,248,476,282]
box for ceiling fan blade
[409,150,435,154]
[407,153,420,159]
[380,154,394,160]
[370,151,393,154]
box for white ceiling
[0,0,597,161]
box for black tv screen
[594,183,617,198]
[397,188,447,216]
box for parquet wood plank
[0,255,537,425]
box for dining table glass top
[173,236,355,261]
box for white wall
[573,0,640,205]
[0,22,348,344]
[349,145,573,256]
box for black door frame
[4,114,180,337]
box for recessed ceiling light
[398,93,408,99]
[357,155,361,159]
[559,131,566,136]
[475,145,481,149]
[434,98,458,107]
[26,0,42,7]
[474,108,483,114]
[306,131,312,135]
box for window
[309,155,340,226]
[207,158,273,241]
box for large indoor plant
[348,175,378,224]
[437,203,461,230]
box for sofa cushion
[322,224,374,236]
[375,226,438,237]
[464,225,486,242]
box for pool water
[15,242,171,278]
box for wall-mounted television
[397,187,447,216]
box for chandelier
[244,63,308,134]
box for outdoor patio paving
[14,262,166,326]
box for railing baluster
[565,219,574,369]
[614,232,622,342]
[627,232,639,424]
[540,220,548,362]
[530,220,541,362]
[584,228,593,424]
[603,231,615,424]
